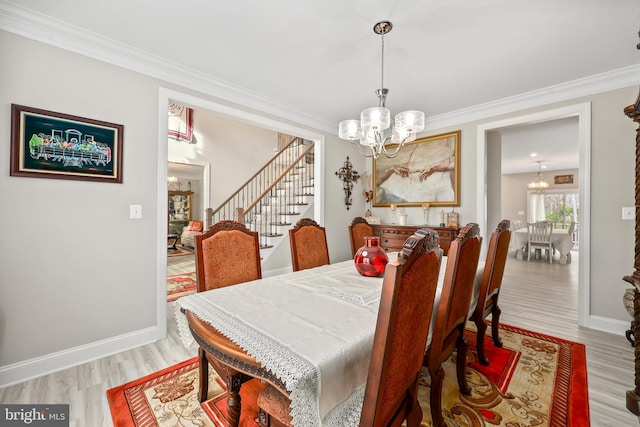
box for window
[528,189,579,231]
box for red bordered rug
[167,272,196,302]
[106,323,589,426]
[168,246,195,257]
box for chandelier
[338,21,425,159]
[527,161,550,191]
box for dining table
[512,227,574,264]
[176,252,484,427]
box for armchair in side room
[180,220,204,248]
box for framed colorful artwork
[10,104,123,183]
[373,130,460,207]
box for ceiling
[168,162,204,180]
[2,0,639,174]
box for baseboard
[587,314,631,337]
[0,325,161,388]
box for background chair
[510,219,524,257]
[193,219,262,401]
[469,219,511,366]
[349,216,374,257]
[289,218,330,271]
[195,219,262,292]
[180,219,204,248]
[527,221,553,263]
[423,223,482,427]
[257,228,442,427]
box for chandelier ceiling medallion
[527,160,550,191]
[338,21,425,159]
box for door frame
[476,102,591,327]
[156,87,325,336]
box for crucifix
[335,156,360,210]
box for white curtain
[528,192,546,222]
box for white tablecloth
[176,254,484,427]
[512,227,574,264]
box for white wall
[169,109,278,209]
[0,31,161,378]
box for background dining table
[176,252,484,427]
[512,227,574,264]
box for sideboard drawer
[370,224,460,255]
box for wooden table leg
[226,376,243,427]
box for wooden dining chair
[194,219,262,292]
[423,222,481,427]
[469,219,511,366]
[288,217,330,271]
[193,219,262,401]
[349,216,374,257]
[527,221,553,263]
[257,228,443,427]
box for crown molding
[0,1,336,133]
[2,0,638,134]
[425,65,640,131]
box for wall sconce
[335,156,360,210]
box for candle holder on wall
[335,156,360,210]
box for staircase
[205,138,315,261]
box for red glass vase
[354,236,389,277]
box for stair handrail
[241,144,314,218]
[206,138,314,227]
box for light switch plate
[130,204,142,219]
[622,206,635,221]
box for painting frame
[554,174,574,185]
[10,104,123,183]
[373,130,460,207]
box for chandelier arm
[350,140,374,158]
[380,136,411,158]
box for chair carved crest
[399,227,440,260]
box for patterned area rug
[167,272,197,302]
[168,246,195,257]
[106,323,589,426]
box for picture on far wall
[554,174,574,184]
[373,130,460,207]
[10,104,123,183]
[168,103,194,143]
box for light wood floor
[0,249,638,426]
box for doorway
[477,102,591,327]
[155,87,326,337]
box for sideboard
[369,224,461,256]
